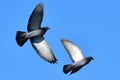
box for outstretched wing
[61,39,84,62]
[31,38,57,64]
[27,3,43,32]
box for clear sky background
[0,0,120,80]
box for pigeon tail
[70,65,83,75]
[16,31,29,47]
[63,64,72,74]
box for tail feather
[70,66,83,74]
[63,64,71,74]
[16,31,28,47]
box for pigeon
[16,3,57,64]
[61,39,93,74]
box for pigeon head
[44,26,50,30]
[87,56,94,60]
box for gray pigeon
[61,39,93,74]
[16,3,57,64]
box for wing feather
[61,39,84,62]
[31,39,57,63]
[27,3,43,32]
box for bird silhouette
[16,3,57,64]
[61,39,93,74]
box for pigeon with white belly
[16,3,57,64]
[61,39,93,74]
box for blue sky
[0,0,120,80]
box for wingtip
[61,38,71,44]
[49,59,58,64]
[34,3,44,12]
[37,3,44,8]
[48,57,58,64]
[61,38,67,42]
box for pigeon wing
[61,39,84,62]
[31,37,57,63]
[27,3,43,32]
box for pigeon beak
[47,27,50,30]
[46,26,50,30]
[90,56,94,60]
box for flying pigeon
[61,39,93,74]
[16,3,57,64]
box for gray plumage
[61,39,93,74]
[16,3,57,64]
